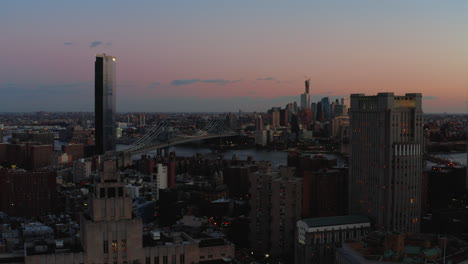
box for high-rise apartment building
[349,93,423,232]
[249,167,302,260]
[95,54,116,155]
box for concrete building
[270,168,302,259]
[349,93,423,232]
[249,171,276,255]
[151,163,168,200]
[295,215,370,264]
[95,54,116,155]
[249,167,302,260]
[72,159,92,183]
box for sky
[1,0,467,113]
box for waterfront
[117,144,346,169]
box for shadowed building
[349,93,423,232]
[95,54,116,155]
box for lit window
[121,239,127,252]
[112,240,118,252]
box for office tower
[331,102,336,118]
[320,97,330,121]
[280,109,289,127]
[349,93,423,232]
[95,54,116,155]
[268,107,281,128]
[255,116,263,131]
[316,102,324,121]
[311,102,317,121]
[300,79,311,110]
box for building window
[103,240,108,253]
[200,256,205,260]
[208,255,213,259]
[121,239,127,252]
[108,187,116,198]
[146,257,151,264]
[112,240,118,252]
[100,188,106,198]
[154,257,160,264]
[119,187,124,197]
[172,255,176,264]
[180,254,185,264]
[163,256,168,264]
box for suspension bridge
[121,119,238,155]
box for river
[117,144,346,169]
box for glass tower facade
[95,54,116,155]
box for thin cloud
[106,42,112,46]
[256,77,275,81]
[147,82,161,89]
[170,79,240,86]
[423,96,439,100]
[90,41,103,48]
[64,42,74,46]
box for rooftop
[301,215,370,228]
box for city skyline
[2,0,468,113]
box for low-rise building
[295,215,370,264]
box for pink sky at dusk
[1,0,467,112]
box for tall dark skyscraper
[349,93,423,232]
[95,54,116,155]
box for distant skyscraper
[321,97,330,121]
[311,103,317,121]
[349,93,423,232]
[95,54,116,155]
[300,79,311,109]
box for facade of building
[302,168,348,218]
[349,93,423,232]
[270,168,302,259]
[0,169,57,217]
[268,108,281,129]
[151,163,168,200]
[249,171,276,255]
[62,144,84,161]
[295,215,370,264]
[95,54,116,155]
[249,167,302,260]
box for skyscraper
[349,93,423,232]
[320,97,330,121]
[95,54,116,155]
[300,79,311,109]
